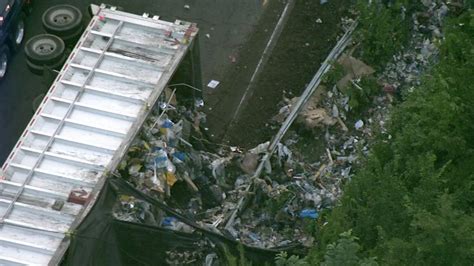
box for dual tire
[42,5,83,43]
[25,5,84,75]
[24,34,65,75]
[1,5,83,78]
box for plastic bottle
[154,149,168,168]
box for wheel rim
[49,9,75,26]
[33,39,57,55]
[15,20,25,45]
[0,53,8,78]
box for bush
[323,62,345,86]
[355,0,417,69]
[314,9,474,265]
[344,76,380,113]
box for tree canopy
[311,8,474,266]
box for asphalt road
[0,0,275,164]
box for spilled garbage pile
[110,87,332,257]
[270,52,378,199]
[381,0,449,93]
[112,195,211,265]
[107,2,458,264]
[269,0,454,204]
[66,174,290,265]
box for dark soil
[202,0,286,140]
[206,0,351,148]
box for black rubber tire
[42,5,83,37]
[25,59,44,75]
[0,45,10,80]
[24,34,65,66]
[26,54,66,75]
[10,14,26,52]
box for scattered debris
[299,209,319,219]
[260,5,449,253]
[113,84,339,253]
[52,200,64,211]
[336,54,375,90]
[272,87,336,129]
[111,1,450,262]
[207,80,220,89]
[68,189,91,205]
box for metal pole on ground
[224,21,358,230]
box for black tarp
[63,177,300,265]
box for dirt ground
[205,0,351,148]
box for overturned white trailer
[0,4,199,265]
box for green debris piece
[129,164,142,176]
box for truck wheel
[42,5,83,38]
[24,34,65,66]
[0,46,10,79]
[11,15,25,52]
[25,59,44,75]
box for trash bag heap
[269,0,452,206]
[110,86,332,255]
[62,88,299,265]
